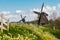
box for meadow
[0,23,60,40]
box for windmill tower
[33,3,48,25]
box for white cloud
[44,6,56,12]
[52,6,56,10]
[5,15,18,19]
[16,10,24,13]
[46,6,52,11]
[31,5,56,13]
[31,8,40,12]
[0,11,10,14]
[57,4,60,8]
[4,15,21,22]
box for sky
[0,0,60,22]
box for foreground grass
[0,23,58,40]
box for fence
[0,14,9,32]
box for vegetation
[0,23,59,40]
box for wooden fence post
[0,14,10,32]
[1,14,3,32]
[7,19,9,31]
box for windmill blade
[24,16,26,18]
[20,15,22,18]
[33,11,40,15]
[41,3,44,12]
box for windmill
[19,15,26,23]
[33,3,48,25]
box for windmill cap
[41,12,48,16]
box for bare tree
[51,12,57,30]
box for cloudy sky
[0,0,60,22]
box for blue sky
[0,0,60,11]
[0,0,60,22]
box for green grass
[0,23,58,40]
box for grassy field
[0,23,59,40]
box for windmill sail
[19,15,26,23]
[21,15,22,18]
[41,3,44,12]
